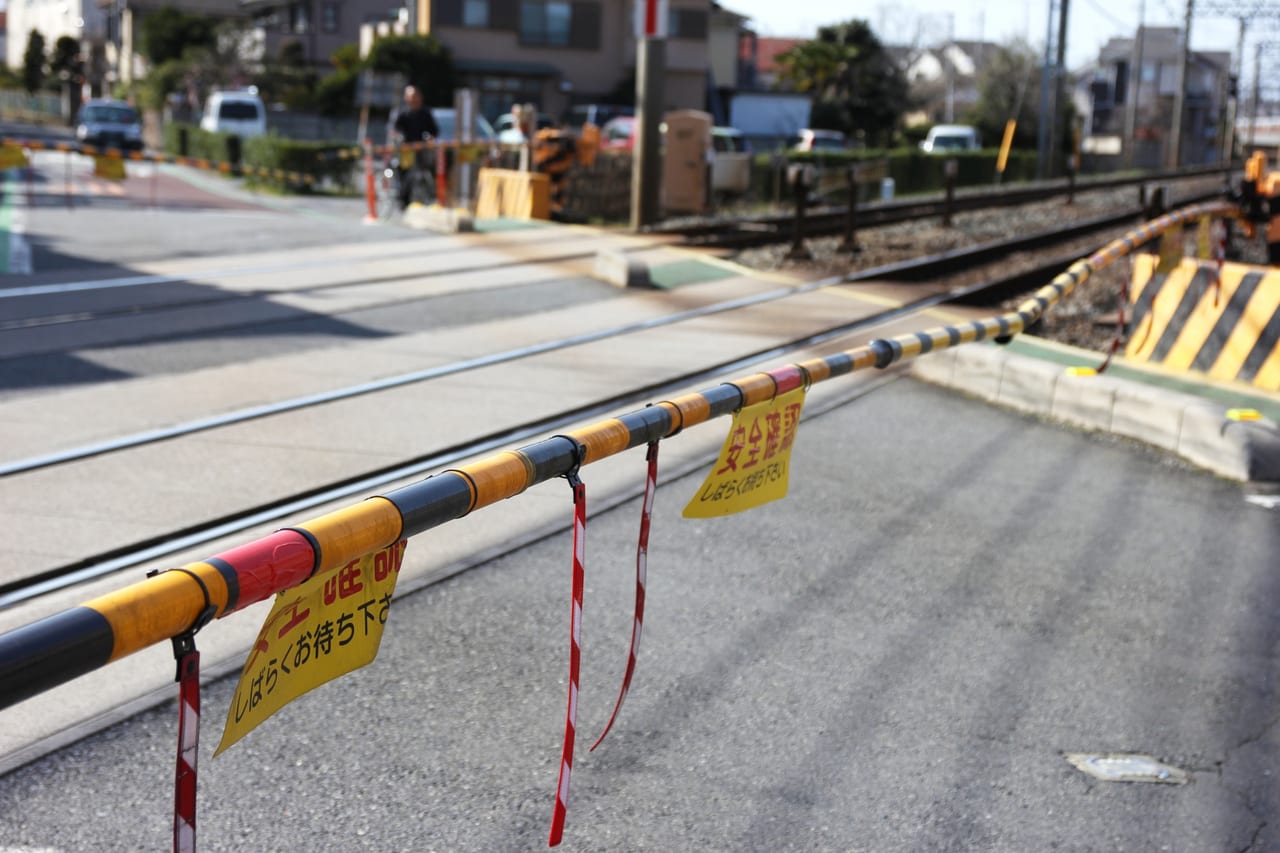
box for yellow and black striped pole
[0,199,1245,710]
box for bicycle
[377,140,436,218]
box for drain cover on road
[1064,753,1189,784]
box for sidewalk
[911,334,1280,484]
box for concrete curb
[911,342,1280,483]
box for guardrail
[0,198,1245,846]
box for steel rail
[0,199,1239,710]
[0,204,1159,479]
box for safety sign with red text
[216,540,407,754]
[683,387,806,518]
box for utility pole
[1049,0,1070,174]
[1035,0,1059,180]
[1123,2,1146,168]
[1169,0,1194,168]
[630,0,667,230]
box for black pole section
[787,166,812,261]
[942,159,956,227]
[838,165,861,254]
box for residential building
[243,0,403,73]
[896,39,998,126]
[752,36,801,90]
[415,0,714,122]
[6,0,107,85]
[1081,26,1230,167]
[101,0,246,86]
[0,12,8,67]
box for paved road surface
[0,377,1273,852]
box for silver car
[76,99,144,151]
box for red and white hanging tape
[591,440,659,752]
[174,649,200,853]
[549,471,587,847]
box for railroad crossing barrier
[0,199,1259,847]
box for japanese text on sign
[683,387,806,518]
[216,540,407,755]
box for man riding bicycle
[387,84,439,210]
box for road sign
[634,0,668,38]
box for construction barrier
[1127,254,1280,390]
[0,198,1253,847]
[3,136,321,187]
[475,167,551,220]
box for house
[752,36,802,90]
[414,0,715,123]
[1080,26,1230,167]
[235,0,718,124]
[101,0,246,86]
[5,0,107,86]
[896,39,998,126]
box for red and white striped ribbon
[591,440,659,752]
[549,471,587,847]
[174,648,200,853]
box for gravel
[722,178,1267,353]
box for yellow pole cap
[1225,408,1263,422]
[1065,366,1098,377]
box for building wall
[424,0,710,121]
[6,0,106,71]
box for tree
[137,8,216,66]
[22,30,46,94]
[775,20,907,147]
[50,36,83,83]
[965,40,1042,150]
[365,35,455,107]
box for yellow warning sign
[1195,217,1212,260]
[1156,225,1183,273]
[0,144,29,170]
[683,387,806,518]
[93,155,126,181]
[216,540,407,755]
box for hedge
[750,148,1041,201]
[161,122,356,191]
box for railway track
[0,205,1177,609]
[661,162,1233,250]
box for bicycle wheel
[376,165,401,219]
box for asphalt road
[0,377,1274,852]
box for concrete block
[950,344,1007,402]
[1177,404,1280,482]
[594,250,652,288]
[909,348,957,387]
[405,204,475,233]
[1109,383,1189,451]
[994,353,1060,416]
[1050,371,1117,432]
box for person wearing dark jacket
[387,85,439,209]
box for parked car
[565,104,634,135]
[789,128,848,152]
[599,115,638,150]
[200,90,267,138]
[711,126,750,153]
[431,108,497,144]
[75,99,143,151]
[919,124,981,153]
[494,111,557,144]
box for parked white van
[920,124,981,153]
[200,90,267,138]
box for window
[288,1,311,33]
[321,2,339,33]
[520,0,570,46]
[667,7,707,40]
[463,0,488,27]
